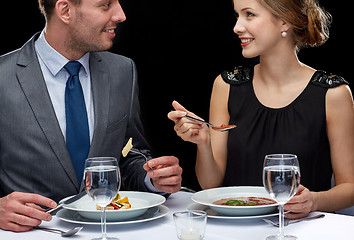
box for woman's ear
[280,19,291,33]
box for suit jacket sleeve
[89,52,153,192]
[119,59,152,192]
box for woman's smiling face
[233,0,289,58]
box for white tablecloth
[1,191,354,240]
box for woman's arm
[314,84,354,211]
[196,75,231,188]
[286,84,354,218]
[168,75,231,189]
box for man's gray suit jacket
[0,33,151,202]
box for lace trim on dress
[221,66,349,88]
[310,70,349,88]
[221,66,253,86]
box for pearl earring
[281,31,287,38]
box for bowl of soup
[191,186,278,216]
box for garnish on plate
[97,194,132,210]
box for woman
[168,0,354,219]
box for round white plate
[191,186,278,216]
[187,202,279,220]
[57,205,169,225]
[61,191,165,221]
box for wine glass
[263,154,300,240]
[84,157,121,240]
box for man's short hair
[38,0,81,20]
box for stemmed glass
[84,157,121,240]
[263,154,300,240]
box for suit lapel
[87,53,110,157]
[16,35,79,190]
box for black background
[2,1,352,191]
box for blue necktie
[64,61,90,182]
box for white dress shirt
[34,31,95,142]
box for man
[0,0,182,232]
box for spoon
[34,226,83,237]
[184,115,236,132]
[263,213,325,227]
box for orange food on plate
[96,194,132,210]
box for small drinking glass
[84,157,121,240]
[173,210,207,240]
[263,154,300,240]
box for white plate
[61,191,165,221]
[191,186,278,216]
[187,202,280,220]
[57,205,169,225]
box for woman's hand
[167,100,210,145]
[284,185,314,219]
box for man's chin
[91,41,114,52]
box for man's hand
[0,192,57,232]
[143,156,183,193]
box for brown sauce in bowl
[212,197,276,206]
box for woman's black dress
[221,66,348,191]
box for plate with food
[61,191,165,221]
[57,205,169,225]
[191,186,278,216]
[187,202,280,220]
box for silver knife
[46,191,87,215]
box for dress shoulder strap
[221,66,253,86]
[311,70,349,88]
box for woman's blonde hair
[258,0,332,48]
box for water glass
[173,210,207,240]
[84,157,121,240]
[263,154,300,240]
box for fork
[263,213,325,227]
[184,115,236,132]
[130,148,153,169]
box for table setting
[2,154,354,240]
[1,190,354,240]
